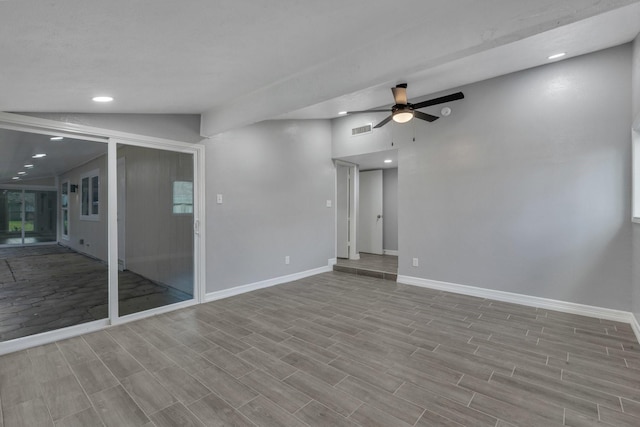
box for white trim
[107,141,119,323]
[195,143,206,304]
[328,258,337,266]
[383,249,399,256]
[350,253,361,260]
[0,319,109,356]
[397,275,636,326]
[631,313,640,345]
[0,112,197,148]
[205,264,332,303]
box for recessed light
[384,159,393,163]
[338,111,347,115]
[92,96,114,103]
[17,171,26,175]
[50,136,63,141]
[24,164,34,168]
[32,153,47,158]
[548,52,566,60]
[12,177,20,180]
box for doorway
[333,149,398,278]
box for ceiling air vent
[351,123,372,136]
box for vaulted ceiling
[1,0,640,137]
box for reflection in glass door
[0,189,56,245]
[117,144,195,316]
[2,190,23,245]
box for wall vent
[351,123,372,136]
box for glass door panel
[0,128,109,342]
[117,144,194,316]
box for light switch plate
[326,200,332,208]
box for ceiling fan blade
[412,92,464,109]
[373,115,393,128]
[346,109,390,114]
[391,84,408,105]
[414,110,439,122]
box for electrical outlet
[326,200,332,208]
[412,258,419,267]
[216,194,223,204]
[285,255,290,265]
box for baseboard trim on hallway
[397,275,639,342]
[0,319,109,356]
[205,263,333,303]
[383,249,399,256]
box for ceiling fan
[347,83,464,128]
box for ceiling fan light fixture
[392,108,414,124]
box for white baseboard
[205,263,333,303]
[328,258,337,266]
[383,249,399,256]
[397,275,637,328]
[350,254,360,261]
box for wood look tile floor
[0,245,192,341]
[1,271,639,426]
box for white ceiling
[1,0,639,138]
[338,149,398,172]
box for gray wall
[333,44,633,311]
[383,168,398,252]
[632,33,640,324]
[204,120,335,293]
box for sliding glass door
[0,117,202,350]
[0,189,56,246]
[116,143,195,317]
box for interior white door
[358,169,383,255]
[336,165,350,258]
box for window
[61,181,69,239]
[80,170,100,220]
[173,181,193,214]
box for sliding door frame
[108,137,205,325]
[0,112,205,355]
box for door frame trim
[334,160,359,260]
